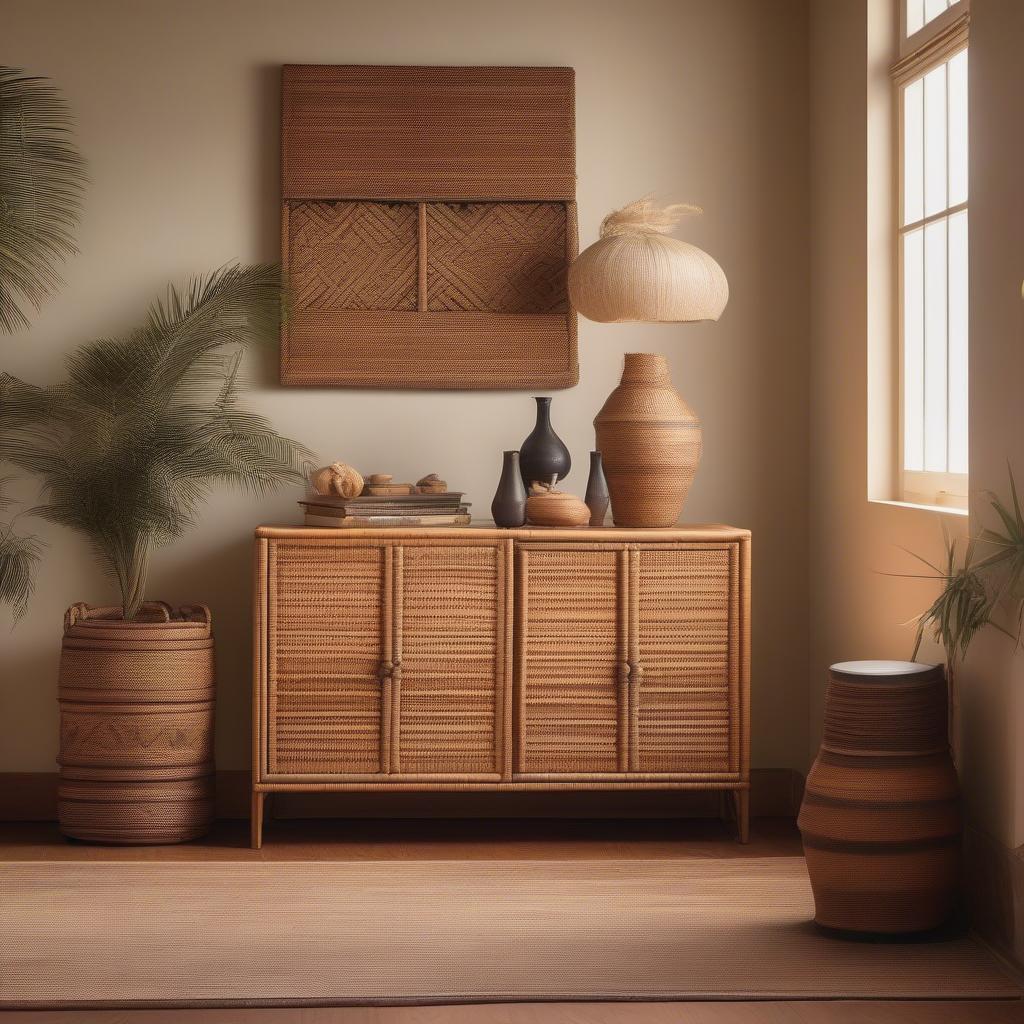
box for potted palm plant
[0,264,313,843]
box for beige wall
[808,0,953,763]
[961,0,1024,852]
[2,0,811,776]
[809,0,1023,957]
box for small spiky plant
[976,465,1024,644]
[902,532,1000,672]
[888,475,1024,760]
[0,67,87,334]
[0,263,313,620]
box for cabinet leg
[730,789,750,844]
[251,790,265,850]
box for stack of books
[300,493,471,528]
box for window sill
[869,498,969,517]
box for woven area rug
[1,857,1018,1008]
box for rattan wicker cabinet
[253,525,750,847]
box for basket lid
[830,660,942,683]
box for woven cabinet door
[629,544,739,775]
[266,540,389,776]
[516,545,627,775]
[392,541,509,776]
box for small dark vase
[584,451,610,527]
[491,451,527,527]
[519,396,571,487]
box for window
[905,0,957,37]
[894,2,969,509]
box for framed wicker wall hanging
[280,65,579,389]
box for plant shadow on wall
[888,467,1024,754]
[0,264,314,620]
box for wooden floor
[0,815,801,862]
[2,1003,1023,1024]
[1,817,1020,1024]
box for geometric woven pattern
[427,203,568,313]
[288,201,417,311]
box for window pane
[923,63,947,218]
[903,78,924,225]
[903,228,925,472]
[948,49,968,206]
[948,211,968,474]
[924,219,948,472]
[907,0,924,35]
[924,0,949,24]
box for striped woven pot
[57,602,215,845]
[798,660,961,934]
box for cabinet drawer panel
[634,545,736,774]
[268,541,385,775]
[396,544,503,774]
[517,547,624,774]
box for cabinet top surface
[256,523,750,542]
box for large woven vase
[798,660,961,934]
[57,602,215,844]
[594,353,702,527]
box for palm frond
[973,464,1024,644]
[0,524,43,620]
[1,263,313,619]
[0,67,87,333]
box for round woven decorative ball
[57,602,216,844]
[798,660,961,934]
[568,197,728,323]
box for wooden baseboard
[966,823,1024,974]
[0,768,804,822]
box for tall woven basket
[798,660,961,934]
[57,602,215,844]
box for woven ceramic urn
[798,660,962,934]
[594,353,702,528]
[57,602,216,844]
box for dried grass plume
[599,196,702,238]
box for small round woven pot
[594,353,702,528]
[798,661,961,934]
[57,602,215,845]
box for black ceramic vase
[491,451,528,527]
[519,397,571,487]
[584,451,610,527]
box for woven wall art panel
[280,65,578,389]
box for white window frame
[892,2,970,511]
